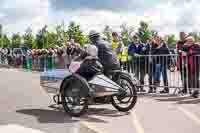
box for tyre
[191,90,199,98]
[61,77,88,117]
[111,74,137,112]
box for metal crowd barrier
[0,53,75,72]
[121,54,200,94]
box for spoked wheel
[61,80,88,117]
[111,74,137,112]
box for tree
[12,33,22,48]
[35,30,44,49]
[166,34,177,48]
[46,32,57,48]
[103,25,112,43]
[188,32,200,42]
[2,35,11,48]
[67,21,88,46]
[138,21,153,43]
[35,25,48,48]
[23,27,36,49]
[0,24,3,47]
[0,24,2,36]
[120,23,134,46]
[56,23,69,46]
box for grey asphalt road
[1,68,200,133]
[0,68,80,133]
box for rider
[77,30,120,103]
[88,30,120,76]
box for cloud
[1,0,200,38]
[50,0,136,12]
[0,0,49,35]
[49,0,200,36]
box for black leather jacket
[92,39,120,71]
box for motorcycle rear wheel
[111,74,137,112]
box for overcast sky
[0,0,199,36]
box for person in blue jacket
[128,34,146,92]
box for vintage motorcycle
[40,56,137,117]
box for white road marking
[80,121,105,133]
[177,106,200,126]
[131,111,145,133]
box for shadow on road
[155,96,193,102]
[150,93,179,98]
[48,105,108,123]
[48,104,129,118]
[78,108,129,124]
[47,104,129,123]
[177,98,200,104]
[138,93,181,98]
[16,108,78,124]
[87,108,130,117]
[151,94,200,105]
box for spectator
[66,42,74,66]
[26,49,33,70]
[57,47,65,69]
[47,48,53,70]
[143,39,155,93]
[151,36,170,93]
[128,34,146,92]
[32,49,38,71]
[111,32,124,66]
[176,32,188,94]
[22,49,27,69]
[67,40,80,61]
[1,48,7,64]
[39,49,48,72]
[74,43,81,57]
[13,49,22,68]
[7,48,13,66]
[120,46,128,70]
[182,36,200,96]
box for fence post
[22,56,27,69]
[47,55,53,70]
[0,53,2,64]
[27,56,33,71]
[52,55,56,69]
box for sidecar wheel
[111,74,137,112]
[61,78,88,117]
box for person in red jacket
[176,32,188,94]
[182,36,200,97]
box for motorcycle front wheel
[111,74,137,112]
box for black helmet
[89,30,100,39]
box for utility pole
[0,24,2,48]
[62,20,65,46]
